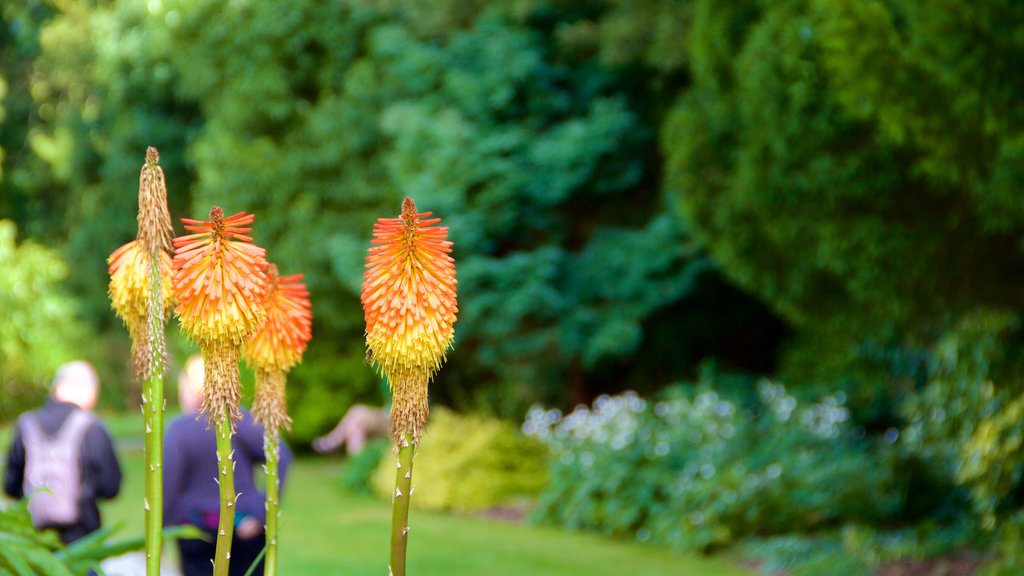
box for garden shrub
[372,407,549,512]
[980,512,1024,576]
[787,552,873,576]
[959,393,1024,529]
[900,312,1024,528]
[738,521,982,576]
[737,535,844,574]
[525,378,900,551]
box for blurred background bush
[524,378,900,551]
[0,220,84,417]
[3,0,1024,572]
[370,408,549,513]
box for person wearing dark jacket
[3,361,123,544]
[164,355,292,576]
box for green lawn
[5,412,752,576]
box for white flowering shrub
[525,377,900,551]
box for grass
[4,412,753,576]
[275,458,751,576]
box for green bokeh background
[4,1,1024,571]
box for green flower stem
[264,430,281,576]
[389,434,416,576]
[214,414,236,576]
[143,253,166,576]
[143,372,164,575]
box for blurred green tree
[0,220,83,419]
[0,1,61,240]
[664,0,1024,383]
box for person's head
[52,361,100,411]
[178,354,205,413]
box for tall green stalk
[264,432,281,576]
[214,415,236,576]
[389,434,416,576]
[143,372,164,574]
[143,242,166,575]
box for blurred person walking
[3,360,123,544]
[164,355,293,576]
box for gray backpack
[19,410,94,527]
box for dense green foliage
[371,408,548,512]
[667,0,1024,337]
[658,0,1024,556]
[0,498,79,575]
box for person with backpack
[3,360,123,544]
[164,354,292,576]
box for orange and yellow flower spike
[105,146,174,576]
[107,147,175,382]
[173,208,269,348]
[364,197,457,576]
[245,265,313,374]
[242,264,312,576]
[362,196,458,442]
[244,264,313,433]
[172,206,269,426]
[108,240,174,336]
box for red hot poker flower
[244,265,313,374]
[244,265,312,434]
[108,240,174,333]
[172,207,269,346]
[107,147,175,384]
[362,197,457,441]
[171,206,269,426]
